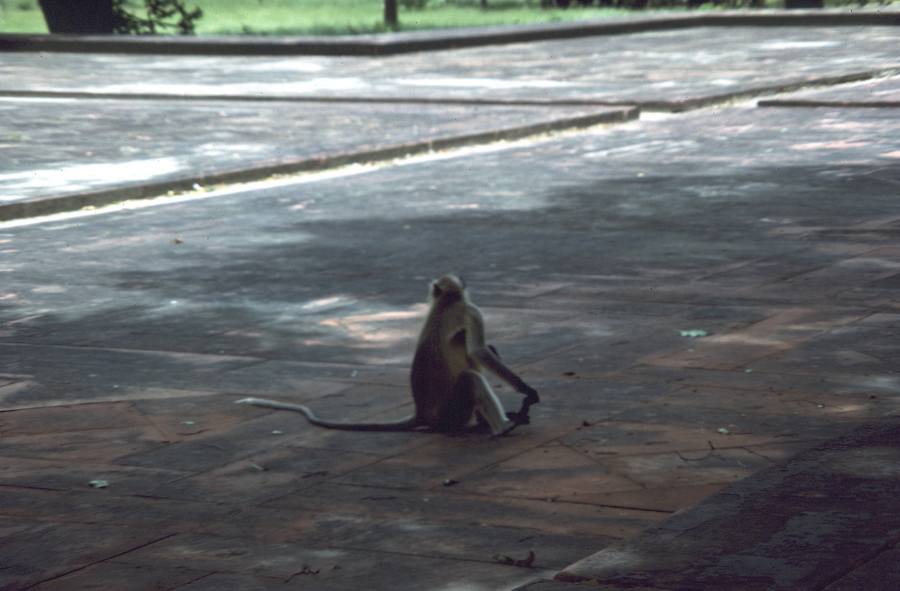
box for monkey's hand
[493,385,539,437]
[516,386,539,418]
[507,386,538,426]
[521,385,539,407]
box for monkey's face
[430,274,466,301]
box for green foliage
[112,0,203,33]
[2,0,892,35]
[190,0,631,35]
[400,0,429,10]
[603,0,750,7]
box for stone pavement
[542,419,900,590]
[3,11,900,213]
[1,12,900,591]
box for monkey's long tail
[235,397,423,431]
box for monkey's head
[430,274,466,303]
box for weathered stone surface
[821,543,900,591]
[276,482,662,539]
[0,522,170,591]
[3,18,900,591]
[0,100,634,206]
[760,73,900,107]
[515,581,670,591]
[2,26,898,104]
[29,562,209,591]
[110,532,557,591]
[558,420,900,591]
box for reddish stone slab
[0,401,148,434]
[821,543,900,591]
[275,482,664,539]
[29,562,209,591]
[452,442,641,500]
[0,455,191,495]
[145,444,389,504]
[558,421,900,591]
[0,522,170,591]
[110,532,555,591]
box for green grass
[0,0,883,35]
[0,0,634,35]
[0,0,46,32]
[200,0,634,36]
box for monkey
[236,275,539,436]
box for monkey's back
[411,303,474,419]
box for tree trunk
[384,0,397,28]
[38,0,117,33]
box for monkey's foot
[491,418,521,438]
[506,410,530,425]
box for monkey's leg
[427,372,477,433]
[462,370,515,436]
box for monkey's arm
[464,310,539,422]
[479,348,540,416]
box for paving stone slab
[661,384,894,418]
[747,326,900,378]
[3,107,900,308]
[593,446,782,490]
[273,482,664,539]
[759,73,900,107]
[112,408,362,471]
[3,80,900,591]
[0,400,148,433]
[821,544,900,591]
[626,364,900,402]
[0,98,634,209]
[143,443,388,504]
[0,343,265,408]
[560,420,829,461]
[0,521,171,591]
[2,27,898,105]
[108,532,557,591]
[0,455,194,495]
[517,582,669,591]
[608,402,869,443]
[560,483,739,515]
[0,485,326,542]
[557,419,900,590]
[2,24,900,220]
[325,422,574,490]
[0,425,171,464]
[333,519,603,570]
[639,307,865,370]
[451,441,642,500]
[28,562,211,591]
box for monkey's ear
[432,283,443,298]
[459,276,467,289]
